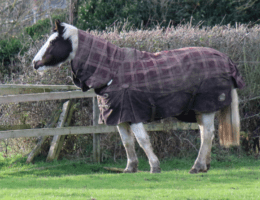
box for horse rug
[71,30,245,125]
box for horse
[32,20,245,174]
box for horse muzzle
[33,60,44,70]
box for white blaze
[32,32,58,70]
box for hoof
[123,166,138,173]
[189,168,207,174]
[189,162,208,174]
[150,167,161,173]
[123,161,138,173]
[189,168,198,174]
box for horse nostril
[33,60,40,69]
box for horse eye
[50,41,54,45]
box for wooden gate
[0,84,198,162]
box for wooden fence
[0,84,198,162]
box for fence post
[93,97,100,163]
[46,100,71,162]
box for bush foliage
[0,37,22,67]
[24,14,68,40]
[77,0,260,31]
[77,0,140,30]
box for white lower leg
[206,133,215,167]
[130,123,160,173]
[117,122,138,172]
[190,113,215,173]
[194,128,214,169]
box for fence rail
[0,90,96,103]
[0,84,79,90]
[0,123,198,140]
[0,84,96,103]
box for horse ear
[54,19,63,35]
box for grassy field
[0,155,260,200]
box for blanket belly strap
[148,97,156,122]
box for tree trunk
[69,0,79,25]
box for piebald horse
[33,20,244,173]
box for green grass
[0,155,260,200]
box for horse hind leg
[190,112,215,174]
[117,122,138,173]
[130,123,161,173]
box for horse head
[32,20,78,70]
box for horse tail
[218,88,240,147]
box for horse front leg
[130,122,161,173]
[190,112,215,174]
[117,122,138,173]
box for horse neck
[73,30,122,88]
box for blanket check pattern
[72,30,245,125]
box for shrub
[25,18,51,40]
[77,0,260,31]
[25,13,68,40]
[0,37,23,74]
[77,0,140,30]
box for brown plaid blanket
[71,30,245,125]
